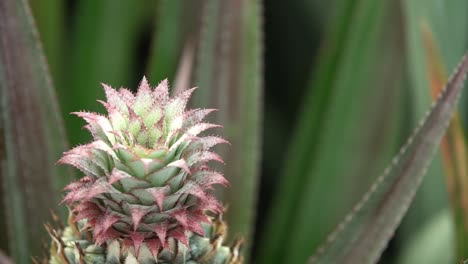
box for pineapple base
[39,212,243,264]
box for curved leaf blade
[0,0,71,261]
[309,53,468,264]
[422,23,468,260]
[193,0,263,257]
[398,0,468,250]
[259,1,406,263]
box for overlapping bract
[44,212,243,264]
[59,77,229,255]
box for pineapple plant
[42,78,242,264]
[3,0,468,262]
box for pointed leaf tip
[168,228,189,247]
[138,76,151,92]
[309,52,468,264]
[167,159,191,174]
[154,79,170,101]
[101,83,115,96]
[129,232,145,255]
[153,221,168,247]
[130,207,147,232]
[147,186,168,211]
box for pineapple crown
[59,77,229,255]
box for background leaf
[6,1,468,263]
[421,20,468,261]
[60,0,156,146]
[397,0,468,261]
[147,0,193,85]
[0,0,71,261]
[29,0,65,90]
[309,54,468,263]
[192,0,263,258]
[258,0,406,262]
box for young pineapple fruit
[43,78,242,264]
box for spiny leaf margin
[309,53,468,264]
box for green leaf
[258,0,406,263]
[192,0,263,257]
[147,0,188,85]
[63,0,156,146]
[29,0,65,90]
[309,54,468,263]
[0,0,72,261]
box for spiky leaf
[0,0,71,262]
[309,54,468,264]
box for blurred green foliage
[1,0,468,263]
[0,0,72,262]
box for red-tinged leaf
[118,88,136,106]
[201,194,223,214]
[190,210,210,224]
[59,156,101,178]
[197,136,229,150]
[153,79,170,105]
[187,151,224,166]
[95,228,122,246]
[0,0,73,260]
[168,228,189,247]
[186,123,222,137]
[176,181,207,201]
[192,170,229,188]
[62,188,82,204]
[146,238,162,258]
[309,54,468,264]
[109,169,132,185]
[167,159,191,174]
[182,108,217,127]
[72,111,106,127]
[74,205,102,223]
[129,206,147,232]
[63,176,91,191]
[60,141,111,164]
[147,186,169,212]
[63,179,113,205]
[173,87,197,110]
[72,111,114,144]
[72,201,100,215]
[153,221,169,247]
[192,0,263,256]
[169,123,223,151]
[138,77,152,95]
[102,83,129,116]
[171,210,189,227]
[85,180,114,200]
[187,216,205,236]
[94,212,120,236]
[129,232,145,255]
